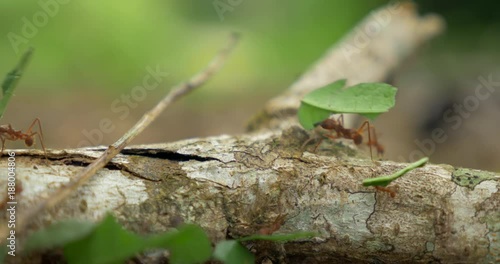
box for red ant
[374,186,396,198]
[302,114,384,159]
[258,214,287,235]
[0,118,46,157]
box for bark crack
[120,148,222,162]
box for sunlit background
[1,1,499,171]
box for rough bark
[1,2,499,264]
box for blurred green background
[1,1,499,170]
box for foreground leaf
[0,48,34,119]
[147,224,212,264]
[64,214,145,264]
[213,240,254,264]
[24,220,96,253]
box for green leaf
[238,231,316,242]
[298,80,397,129]
[64,214,145,264]
[297,102,332,130]
[362,157,429,187]
[213,240,254,264]
[0,48,34,119]
[148,224,212,264]
[24,220,96,253]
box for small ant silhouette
[374,186,396,198]
[258,213,288,235]
[0,118,46,157]
[302,114,384,159]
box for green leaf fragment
[64,214,145,264]
[0,48,34,119]
[302,81,397,114]
[213,240,255,264]
[26,213,212,264]
[153,224,212,264]
[363,157,429,187]
[298,102,332,130]
[24,212,316,264]
[24,220,96,253]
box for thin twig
[0,33,240,239]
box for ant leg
[313,138,323,152]
[356,121,373,160]
[301,136,316,151]
[301,127,324,153]
[25,118,44,138]
[28,132,47,157]
[337,114,345,127]
[369,127,384,157]
[26,118,47,157]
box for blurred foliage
[1,0,499,99]
[0,48,33,119]
[21,213,314,263]
[0,0,386,98]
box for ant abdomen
[25,137,34,147]
[352,134,363,145]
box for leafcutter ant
[0,118,47,157]
[258,213,287,235]
[374,186,397,198]
[302,114,384,160]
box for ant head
[25,137,34,147]
[316,118,337,130]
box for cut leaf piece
[298,80,397,129]
[302,81,397,115]
[362,157,428,187]
[298,102,332,130]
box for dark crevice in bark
[120,148,222,162]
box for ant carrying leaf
[302,114,384,159]
[298,79,397,130]
[298,79,397,159]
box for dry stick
[0,33,240,240]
